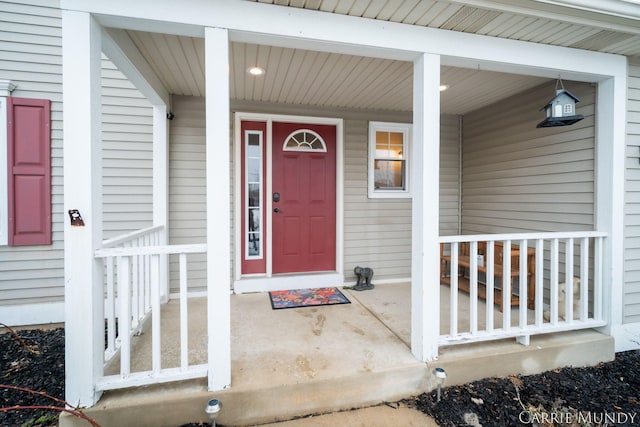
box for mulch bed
[404,350,640,426]
[0,327,64,427]
[1,327,639,426]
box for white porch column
[596,74,627,349]
[204,26,232,390]
[411,53,441,362]
[62,11,103,406]
[153,104,169,301]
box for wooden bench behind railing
[440,242,535,312]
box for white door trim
[233,112,344,293]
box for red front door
[272,122,337,274]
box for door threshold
[234,272,343,294]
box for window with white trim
[368,121,412,198]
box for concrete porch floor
[62,283,614,427]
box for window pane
[248,184,260,207]
[376,131,404,159]
[248,133,260,145]
[389,132,403,145]
[249,208,260,232]
[247,158,260,182]
[248,233,260,256]
[376,131,389,145]
[374,159,405,189]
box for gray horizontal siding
[461,81,595,234]
[101,57,154,239]
[342,117,412,281]
[168,95,207,293]
[625,57,640,324]
[440,114,461,236]
[0,1,154,310]
[0,0,64,307]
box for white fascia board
[533,0,640,21]
[63,0,625,82]
[446,0,640,34]
[101,28,170,106]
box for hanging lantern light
[536,79,584,128]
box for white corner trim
[611,323,640,352]
[0,80,16,97]
[0,96,8,246]
[0,301,65,327]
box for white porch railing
[94,226,207,391]
[439,231,607,346]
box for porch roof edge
[61,0,626,82]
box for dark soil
[0,327,64,427]
[2,327,639,427]
[405,350,640,426]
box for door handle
[274,207,281,213]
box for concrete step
[62,363,428,426]
[61,292,428,426]
[431,329,614,388]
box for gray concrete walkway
[260,404,438,426]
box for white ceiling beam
[101,27,170,106]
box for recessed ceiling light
[439,84,449,91]
[248,67,265,76]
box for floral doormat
[268,287,351,309]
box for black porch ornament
[536,79,584,128]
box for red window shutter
[7,97,52,246]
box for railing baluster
[138,237,145,322]
[502,240,511,329]
[534,239,544,327]
[180,253,189,370]
[151,254,161,375]
[450,242,458,337]
[580,237,590,321]
[594,236,603,320]
[485,241,494,333]
[469,240,478,334]
[519,239,528,329]
[550,238,559,324]
[131,251,139,331]
[565,238,574,323]
[118,256,131,379]
[145,234,151,313]
[106,257,116,355]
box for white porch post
[205,26,232,390]
[153,104,169,301]
[62,11,103,406]
[596,74,627,349]
[411,53,441,362]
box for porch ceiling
[122,31,549,114]
[115,0,640,114]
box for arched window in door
[282,129,327,152]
